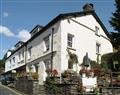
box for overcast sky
[0,0,115,59]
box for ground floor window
[44,59,51,74]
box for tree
[109,0,120,49]
[0,59,5,74]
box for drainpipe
[25,45,27,73]
[51,28,54,76]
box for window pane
[28,47,32,59]
[44,59,51,70]
[95,26,99,35]
[96,44,100,54]
[44,35,50,51]
[67,34,73,47]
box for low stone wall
[15,77,39,95]
[38,83,78,95]
[15,78,78,95]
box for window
[18,52,21,62]
[27,47,32,59]
[13,57,15,63]
[96,43,101,64]
[21,50,24,61]
[12,57,15,66]
[9,59,12,68]
[67,34,74,48]
[44,35,50,51]
[44,59,51,70]
[113,61,119,70]
[96,43,100,54]
[95,26,99,35]
[34,64,38,73]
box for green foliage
[90,61,97,69]
[109,0,120,49]
[0,60,5,68]
[109,0,120,32]
[45,76,62,95]
[101,53,113,73]
[100,52,120,72]
[0,59,5,74]
[67,50,78,69]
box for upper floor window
[96,43,100,54]
[18,52,21,63]
[44,35,50,51]
[27,47,32,59]
[95,26,99,35]
[13,57,15,63]
[96,43,101,64]
[9,59,12,68]
[67,34,74,48]
[12,57,15,66]
[21,50,24,61]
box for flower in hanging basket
[52,69,58,77]
[93,68,101,76]
[79,68,86,75]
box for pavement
[0,84,23,95]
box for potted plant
[67,50,78,69]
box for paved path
[0,84,22,95]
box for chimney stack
[83,3,94,11]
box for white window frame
[96,43,101,54]
[27,47,32,59]
[44,35,50,52]
[96,43,101,64]
[21,50,24,61]
[13,57,15,64]
[9,59,12,68]
[95,26,99,35]
[44,59,51,70]
[67,33,74,48]
[18,52,21,63]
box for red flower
[52,69,58,77]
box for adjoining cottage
[4,3,113,86]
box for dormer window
[30,25,43,37]
[95,26,99,35]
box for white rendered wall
[60,14,113,72]
[26,21,61,72]
[5,47,26,72]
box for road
[0,84,22,95]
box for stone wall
[15,77,39,95]
[42,83,78,95]
[15,77,78,95]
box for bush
[45,76,62,95]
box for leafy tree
[0,59,5,74]
[109,0,120,49]
[0,60,4,68]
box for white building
[5,4,113,85]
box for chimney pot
[83,3,94,11]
